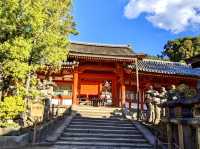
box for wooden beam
[79,65,115,72]
[133,71,200,80]
[79,73,116,80]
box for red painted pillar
[112,79,117,107]
[118,67,126,107]
[99,81,102,95]
[73,70,78,105]
[121,83,126,106]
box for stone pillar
[178,124,184,149]
[72,70,78,105]
[183,125,192,149]
[167,123,173,149]
[196,128,200,149]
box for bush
[0,96,25,127]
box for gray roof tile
[128,59,200,77]
[70,42,135,56]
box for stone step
[53,146,152,149]
[73,108,119,112]
[75,112,122,117]
[55,107,152,148]
[55,141,153,148]
[68,125,137,130]
[73,111,119,115]
[74,111,118,114]
[64,128,140,134]
[71,119,130,124]
[73,111,122,117]
[61,132,144,139]
[75,113,117,118]
[70,121,134,126]
[59,137,148,143]
[76,115,113,118]
[73,117,127,122]
[74,110,122,115]
[72,106,121,111]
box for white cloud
[124,0,200,33]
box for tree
[0,0,76,98]
[161,36,200,62]
[0,0,76,126]
[146,54,169,61]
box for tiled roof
[69,52,140,62]
[128,59,200,77]
[69,41,138,57]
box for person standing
[168,85,179,101]
[145,85,156,123]
[159,87,168,117]
[153,90,161,124]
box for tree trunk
[23,72,31,127]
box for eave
[68,52,145,63]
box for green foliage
[0,121,19,128]
[0,96,25,127]
[146,54,169,61]
[0,0,76,126]
[0,0,76,96]
[161,36,200,62]
[26,78,42,100]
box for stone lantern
[161,94,200,149]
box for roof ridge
[143,58,188,66]
[69,51,139,58]
[70,41,131,48]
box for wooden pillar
[112,79,117,107]
[135,58,140,120]
[120,66,126,107]
[121,82,126,106]
[116,82,120,107]
[99,82,102,94]
[117,64,126,107]
[72,70,78,105]
[141,90,144,110]
[119,72,125,107]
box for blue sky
[70,0,200,56]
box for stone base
[0,133,30,148]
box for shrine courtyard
[4,42,200,149]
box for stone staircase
[54,106,153,149]
[72,105,122,118]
